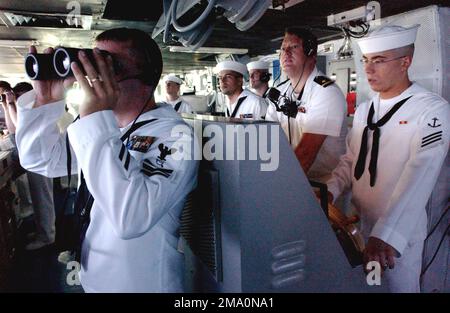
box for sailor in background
[266,27,347,183]
[163,73,195,114]
[215,60,267,120]
[326,24,449,292]
[247,60,271,99]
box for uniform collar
[119,102,181,131]
[239,88,252,99]
[289,66,319,99]
[166,98,182,105]
[375,82,425,105]
[228,89,249,106]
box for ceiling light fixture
[169,46,248,55]
[0,39,38,48]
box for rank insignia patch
[240,114,253,118]
[127,136,154,153]
[157,144,177,167]
[142,159,173,178]
[421,131,442,148]
[399,121,408,125]
[313,76,334,88]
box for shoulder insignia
[156,143,177,167]
[314,76,334,88]
[427,117,442,129]
[142,159,173,179]
[421,130,443,149]
[276,79,289,88]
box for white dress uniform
[15,90,199,292]
[327,83,450,292]
[225,88,267,120]
[166,98,195,114]
[265,67,347,182]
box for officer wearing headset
[247,60,271,99]
[266,27,347,183]
[15,28,199,292]
[215,60,267,120]
[163,73,195,114]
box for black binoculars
[25,47,118,80]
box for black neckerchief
[227,96,248,118]
[354,96,412,186]
[174,101,182,112]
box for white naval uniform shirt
[166,98,195,114]
[265,67,347,182]
[225,88,267,120]
[327,83,449,256]
[15,91,199,292]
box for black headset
[115,40,162,87]
[302,34,317,57]
[285,27,318,57]
[140,39,163,86]
[260,71,271,82]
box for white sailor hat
[214,60,247,76]
[247,60,270,71]
[357,24,420,55]
[163,73,183,85]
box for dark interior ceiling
[0,0,448,80]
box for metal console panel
[181,116,384,292]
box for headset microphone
[267,87,298,119]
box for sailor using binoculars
[16,28,199,293]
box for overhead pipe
[171,0,217,33]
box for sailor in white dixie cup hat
[215,60,267,119]
[163,73,195,114]
[327,24,449,292]
[247,60,271,98]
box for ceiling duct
[152,0,272,50]
[0,11,92,30]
